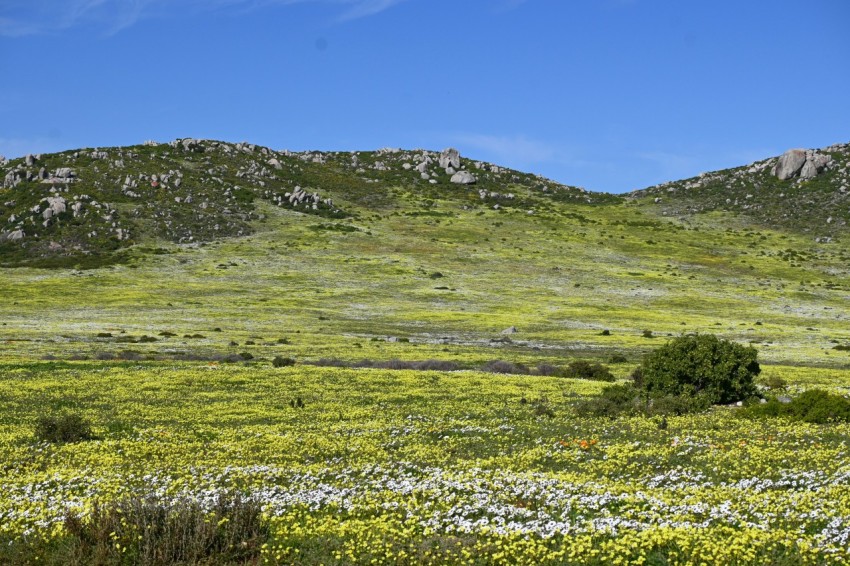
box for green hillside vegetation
[631,142,850,238]
[0,140,849,367]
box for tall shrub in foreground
[640,334,760,404]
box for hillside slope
[0,140,612,267]
[631,142,850,239]
[1,140,849,370]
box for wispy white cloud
[0,0,406,37]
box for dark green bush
[575,383,713,419]
[647,392,713,416]
[788,389,850,423]
[563,360,615,382]
[272,356,296,367]
[639,334,759,404]
[743,389,850,424]
[574,384,641,418]
[35,413,95,443]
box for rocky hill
[0,140,612,267]
[1,138,849,268]
[630,142,850,241]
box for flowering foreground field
[1,362,849,564]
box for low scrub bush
[574,384,642,418]
[743,389,850,424]
[58,493,268,564]
[35,413,95,443]
[272,356,296,367]
[563,360,615,382]
[536,363,563,377]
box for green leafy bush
[574,384,641,418]
[272,356,296,367]
[745,390,850,424]
[639,334,759,404]
[35,413,95,443]
[563,360,615,382]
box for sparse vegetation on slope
[631,142,850,239]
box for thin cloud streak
[0,0,407,37]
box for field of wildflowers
[2,154,850,563]
[0,362,848,564]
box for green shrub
[788,389,850,423]
[743,389,850,424]
[35,413,95,443]
[272,356,295,367]
[563,360,615,382]
[574,384,640,418]
[647,392,713,416]
[630,366,644,387]
[639,334,759,404]
[58,493,268,564]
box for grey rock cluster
[772,149,832,180]
[266,185,334,211]
[478,189,515,200]
[169,138,205,153]
[2,160,76,188]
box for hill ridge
[1,137,848,267]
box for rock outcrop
[439,148,461,170]
[772,149,832,180]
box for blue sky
[1,0,848,193]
